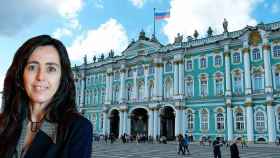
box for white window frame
[215,112,225,131]
[213,72,224,96]
[254,109,266,132]
[213,54,223,67]
[199,74,208,97]
[231,69,244,95]
[200,109,209,131]
[185,76,194,97]
[186,109,195,131]
[231,51,242,65]
[250,46,263,62]
[234,108,245,132]
[185,58,193,71]
[272,44,280,58]
[199,56,208,69]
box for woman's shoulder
[61,112,93,131]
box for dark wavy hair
[0,35,77,157]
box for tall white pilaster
[173,62,179,96]
[127,115,131,135]
[263,44,273,93]
[153,108,158,138]
[158,64,163,99]
[102,111,108,135]
[243,45,252,95]
[144,65,149,101]
[224,46,232,96]
[119,66,126,103]
[246,103,254,142]
[123,110,128,134]
[119,110,124,137]
[133,69,138,101]
[148,108,154,137]
[178,60,185,97]
[226,104,233,141]
[267,103,276,143]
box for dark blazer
[230,143,240,158]
[23,113,93,158]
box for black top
[230,143,240,158]
[19,113,93,158]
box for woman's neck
[29,102,47,122]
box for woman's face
[23,45,61,106]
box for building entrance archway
[160,106,175,140]
[110,109,119,138]
[131,108,148,136]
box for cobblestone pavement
[92,142,280,158]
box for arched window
[255,111,265,131]
[127,84,133,101]
[187,110,194,130]
[149,65,154,74]
[216,112,224,130]
[215,73,224,96]
[165,62,172,72]
[114,71,120,80]
[273,45,280,57]
[137,82,144,101]
[113,86,119,103]
[253,70,264,92]
[148,80,154,100]
[200,75,208,96]
[200,57,207,68]
[185,77,193,97]
[233,52,240,63]
[164,78,173,98]
[137,66,144,76]
[101,88,105,104]
[214,55,222,66]
[252,48,261,60]
[186,59,192,70]
[235,109,245,131]
[233,70,242,95]
[201,109,208,131]
[127,69,133,77]
[94,89,97,104]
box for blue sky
[0,0,279,92]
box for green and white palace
[72,19,280,143]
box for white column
[243,45,252,95]
[123,110,128,134]
[174,62,179,96]
[153,109,158,138]
[127,115,131,135]
[158,64,163,99]
[109,74,113,102]
[267,103,276,143]
[178,61,185,97]
[148,108,154,137]
[182,110,186,134]
[226,105,233,141]
[105,73,110,103]
[224,51,232,96]
[80,77,85,107]
[154,64,160,100]
[102,111,108,135]
[246,103,254,142]
[119,111,124,137]
[144,65,149,101]
[119,68,126,103]
[263,44,273,93]
[133,70,138,101]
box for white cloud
[67,18,129,61]
[129,0,146,8]
[0,75,4,92]
[272,2,279,14]
[163,0,260,43]
[52,28,73,39]
[93,0,104,9]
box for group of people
[212,137,241,158]
[177,134,191,155]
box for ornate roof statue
[83,54,87,64]
[223,18,228,33]
[187,36,193,42]
[194,30,199,39]
[139,29,146,40]
[100,53,104,60]
[174,33,183,43]
[109,49,114,58]
[207,27,213,37]
[93,56,96,62]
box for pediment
[122,40,162,57]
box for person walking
[230,139,241,158]
[177,134,185,155]
[184,134,191,155]
[212,137,223,158]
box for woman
[0,35,93,158]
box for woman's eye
[47,66,56,72]
[27,65,36,71]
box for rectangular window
[215,79,223,96]
[201,80,208,96]
[186,80,193,97]
[186,60,192,70]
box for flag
[155,11,170,20]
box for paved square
[92,142,280,158]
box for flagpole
[153,8,156,38]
